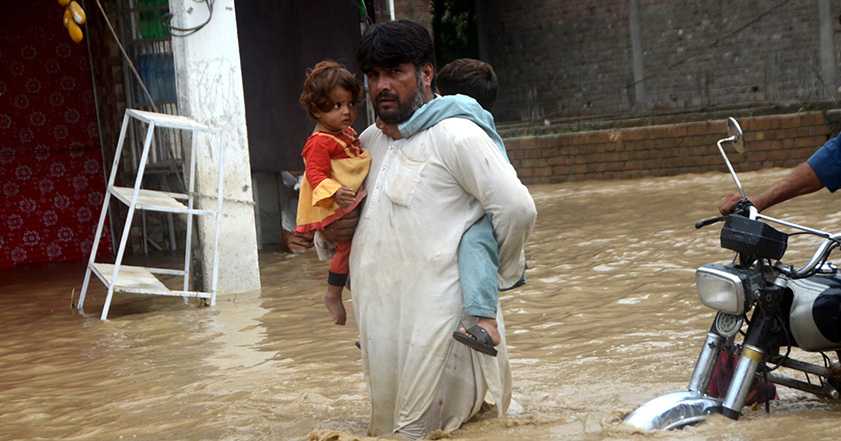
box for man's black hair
[356,19,436,90]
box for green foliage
[431,0,479,68]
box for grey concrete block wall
[482,0,841,123]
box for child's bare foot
[323,286,346,325]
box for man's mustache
[375,91,399,103]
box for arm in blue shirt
[807,134,841,192]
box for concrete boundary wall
[482,1,841,122]
[507,112,833,185]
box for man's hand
[281,230,314,253]
[718,193,746,215]
[321,207,359,243]
[376,117,403,139]
[334,186,355,208]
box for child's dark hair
[299,60,364,120]
[437,58,498,111]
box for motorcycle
[624,117,841,430]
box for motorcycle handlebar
[757,215,841,277]
[731,198,755,218]
[791,235,840,277]
[695,216,726,229]
[694,210,839,278]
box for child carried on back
[377,59,527,355]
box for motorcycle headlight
[695,263,751,315]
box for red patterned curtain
[0,0,111,268]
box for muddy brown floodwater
[4,168,841,441]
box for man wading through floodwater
[325,19,536,439]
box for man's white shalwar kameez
[351,116,536,439]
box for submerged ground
[3,168,841,440]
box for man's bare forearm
[752,162,824,212]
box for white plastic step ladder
[78,109,226,320]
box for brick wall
[393,0,431,29]
[507,112,833,185]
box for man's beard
[375,73,425,124]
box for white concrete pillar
[169,0,261,294]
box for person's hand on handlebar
[719,193,749,216]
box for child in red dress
[295,61,371,325]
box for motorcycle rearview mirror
[717,117,746,198]
[726,117,745,153]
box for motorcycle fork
[687,325,725,394]
[721,307,773,419]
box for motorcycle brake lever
[695,216,726,229]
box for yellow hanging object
[62,7,72,28]
[66,17,83,43]
[58,0,71,6]
[68,1,86,25]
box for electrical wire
[355,0,394,25]
[92,0,187,192]
[765,309,792,373]
[626,0,793,89]
[94,0,157,112]
[821,352,831,368]
[778,232,840,279]
[762,367,770,413]
[161,0,213,37]
[787,231,841,247]
[354,0,372,25]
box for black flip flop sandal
[452,325,498,357]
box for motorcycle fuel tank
[788,275,841,351]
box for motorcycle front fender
[623,391,723,431]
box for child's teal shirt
[398,94,509,162]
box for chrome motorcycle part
[816,261,838,275]
[688,332,725,394]
[756,213,832,238]
[722,344,764,419]
[714,312,743,338]
[726,117,744,153]
[717,117,746,198]
[628,117,841,429]
[623,391,723,430]
[696,264,748,314]
[788,277,841,351]
[786,233,841,277]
